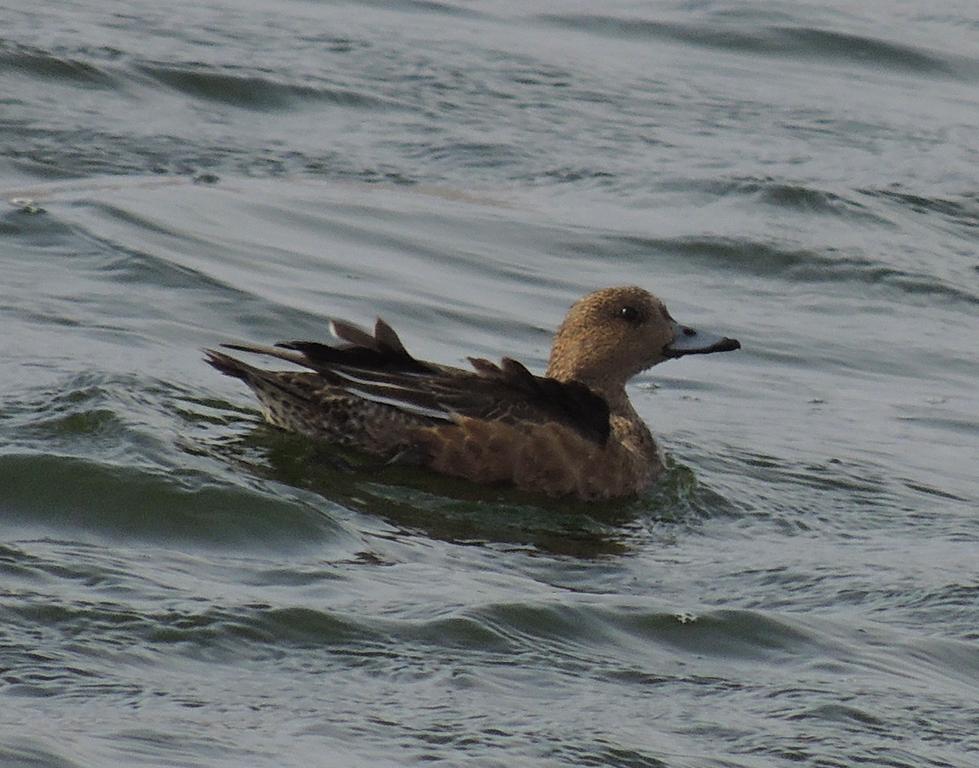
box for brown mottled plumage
[205,286,740,500]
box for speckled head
[545,286,740,391]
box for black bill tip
[663,322,741,359]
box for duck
[205,286,740,500]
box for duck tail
[203,348,257,382]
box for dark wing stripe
[466,356,610,443]
[279,340,435,374]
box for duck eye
[618,305,641,324]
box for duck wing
[223,318,611,445]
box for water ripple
[0,453,338,550]
[615,234,979,305]
[136,63,401,111]
[0,43,118,88]
[537,15,977,80]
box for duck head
[546,286,740,391]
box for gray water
[2,1,978,766]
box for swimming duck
[205,286,739,500]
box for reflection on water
[200,419,695,559]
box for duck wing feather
[224,318,610,444]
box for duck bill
[663,321,741,359]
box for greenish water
[2,1,978,766]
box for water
[2,1,978,766]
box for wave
[0,43,119,88]
[537,15,978,80]
[135,63,401,112]
[614,234,979,305]
[0,452,341,550]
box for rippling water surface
[2,1,978,766]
